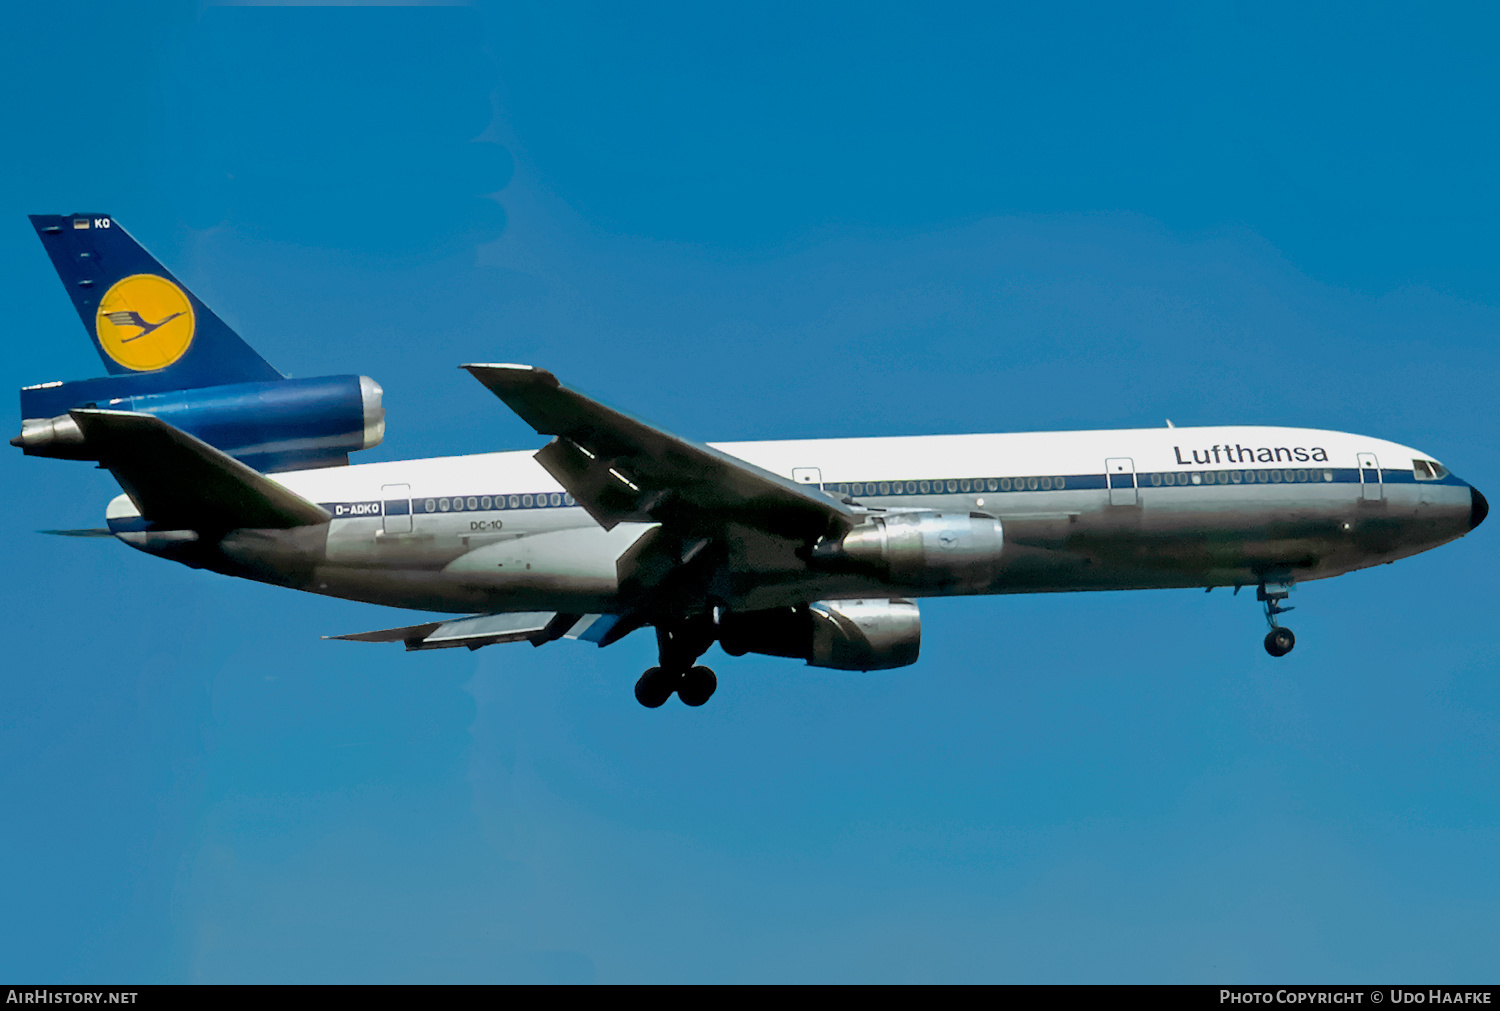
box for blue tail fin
[29,214,282,387]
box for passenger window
[987,479,999,492]
[1230,471,1242,483]
[522,494,533,507]
[1040,476,1052,490]
[439,498,450,511]
[1055,475,1065,489]
[1026,476,1039,490]
[564,493,576,505]
[947,480,959,493]
[425,498,437,512]
[879,482,891,495]
[999,478,1011,491]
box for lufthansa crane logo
[95,274,196,371]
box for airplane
[16,213,1488,708]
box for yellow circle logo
[95,274,196,371]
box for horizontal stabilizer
[72,409,330,531]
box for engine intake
[719,598,921,671]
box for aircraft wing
[72,409,331,530]
[463,364,858,540]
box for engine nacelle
[719,598,921,671]
[14,374,384,472]
[814,511,1003,590]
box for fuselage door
[1106,457,1137,506]
[382,483,412,534]
[791,467,823,488]
[1357,453,1382,501]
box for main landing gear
[634,665,718,708]
[1258,582,1296,657]
[634,618,719,708]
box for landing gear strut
[1258,582,1296,657]
[634,616,719,708]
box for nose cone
[1472,486,1489,530]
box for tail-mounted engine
[812,511,1004,590]
[13,374,384,473]
[719,598,921,671]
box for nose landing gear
[1258,582,1296,657]
[1264,626,1296,657]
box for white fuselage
[106,424,1479,617]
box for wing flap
[327,611,607,651]
[72,409,330,530]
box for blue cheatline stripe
[317,491,583,519]
[821,467,1465,498]
[824,474,1104,497]
[313,465,1465,519]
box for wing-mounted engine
[719,598,921,671]
[14,374,384,472]
[811,511,1004,590]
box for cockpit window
[1413,459,1450,481]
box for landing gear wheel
[1264,627,1296,657]
[678,666,718,707]
[634,667,675,708]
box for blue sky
[2,2,1498,983]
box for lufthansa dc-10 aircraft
[16,214,1488,707]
